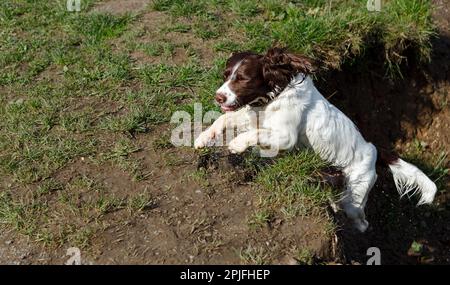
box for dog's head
[215,47,315,112]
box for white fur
[195,73,437,232]
[389,159,437,205]
[216,61,242,107]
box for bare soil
[92,0,149,15]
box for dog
[194,47,437,232]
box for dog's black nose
[215,93,227,104]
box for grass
[188,169,211,188]
[127,190,156,213]
[238,245,270,265]
[0,174,155,248]
[250,150,336,227]
[69,13,133,44]
[151,0,435,73]
[295,248,315,265]
[0,0,444,260]
[103,139,151,181]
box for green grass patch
[249,150,336,225]
[153,0,435,74]
[67,13,133,44]
[0,174,156,248]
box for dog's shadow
[316,33,450,264]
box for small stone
[279,256,299,265]
[5,240,13,245]
[9,98,24,105]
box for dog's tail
[378,149,437,205]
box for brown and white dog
[194,47,437,232]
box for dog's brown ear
[287,52,315,75]
[262,47,315,89]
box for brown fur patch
[220,47,316,107]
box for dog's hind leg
[340,143,378,232]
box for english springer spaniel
[194,47,437,232]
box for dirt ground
[0,0,448,265]
[0,124,334,264]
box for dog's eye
[235,74,244,81]
[223,70,231,79]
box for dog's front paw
[228,137,248,153]
[194,130,215,149]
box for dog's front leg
[194,106,253,149]
[228,129,295,155]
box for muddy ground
[0,0,448,264]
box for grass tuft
[67,13,133,44]
[253,150,336,222]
